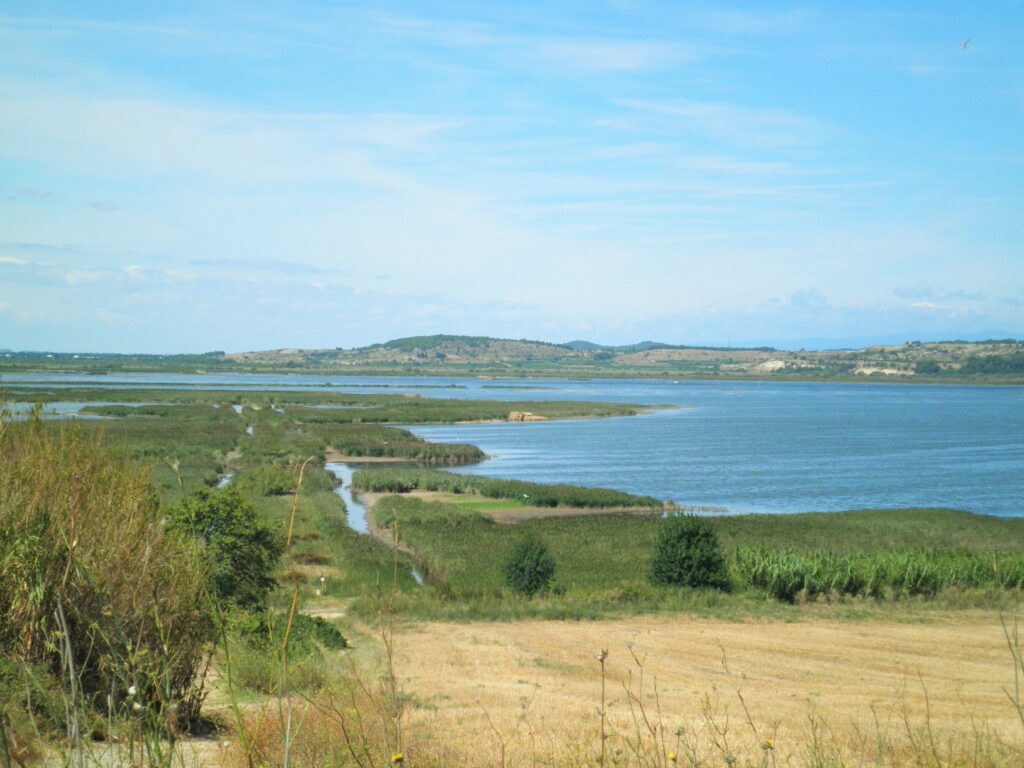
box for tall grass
[0,409,215,762]
[735,546,1024,602]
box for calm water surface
[4,373,1022,516]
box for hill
[3,335,1024,382]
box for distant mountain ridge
[563,339,776,353]
[3,334,1024,382]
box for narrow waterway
[323,461,425,585]
[324,462,369,534]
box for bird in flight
[960,37,971,50]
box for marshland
[3,376,1024,766]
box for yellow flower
[761,738,774,751]
[391,753,404,764]
[668,752,677,762]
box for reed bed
[735,546,1024,602]
[353,468,664,508]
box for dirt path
[391,613,1024,762]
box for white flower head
[128,685,137,697]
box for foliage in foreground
[0,414,214,729]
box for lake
[3,372,1022,517]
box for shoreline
[3,366,1024,388]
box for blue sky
[1,1,1022,352]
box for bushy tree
[504,535,556,597]
[649,515,729,590]
[169,487,283,610]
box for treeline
[352,467,664,508]
[961,351,1024,374]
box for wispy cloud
[6,186,50,201]
[895,283,985,301]
[382,16,698,72]
[695,8,814,36]
[612,98,831,149]
[0,78,459,192]
[189,257,347,276]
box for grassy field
[353,467,665,508]
[353,493,1024,619]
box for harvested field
[391,613,1024,765]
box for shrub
[0,414,213,724]
[504,535,556,597]
[168,487,284,611]
[0,658,64,763]
[649,515,729,590]
[233,464,336,497]
[228,612,347,694]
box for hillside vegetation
[4,335,1024,382]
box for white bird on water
[960,37,971,50]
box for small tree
[649,515,729,590]
[169,487,283,611]
[504,535,556,597]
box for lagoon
[4,372,1023,517]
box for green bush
[649,515,729,590]
[914,359,942,375]
[504,536,556,597]
[168,487,284,610]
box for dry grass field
[384,612,1024,765]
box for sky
[1,1,1023,353]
